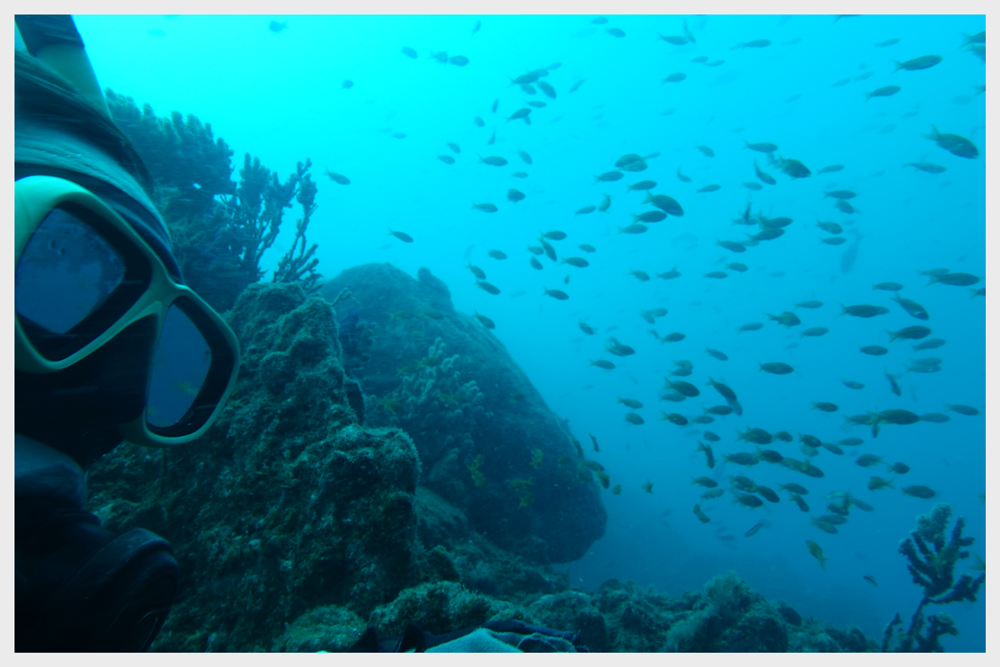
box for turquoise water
[77,14,986,650]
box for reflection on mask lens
[15,207,125,335]
[146,304,211,428]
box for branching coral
[106,90,320,312]
[882,504,985,652]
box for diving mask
[15,175,240,447]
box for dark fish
[659,34,690,45]
[475,280,500,295]
[919,413,950,423]
[569,79,586,93]
[633,210,667,223]
[860,345,889,356]
[619,223,648,234]
[873,281,903,291]
[579,243,596,253]
[717,240,747,253]
[472,203,498,213]
[740,39,772,49]
[885,370,902,396]
[268,21,288,33]
[507,189,526,203]
[342,80,354,89]
[902,485,936,499]
[947,404,980,416]
[325,169,351,185]
[402,46,418,58]
[487,250,507,260]
[822,237,847,246]
[472,20,481,33]
[474,116,485,127]
[817,221,843,234]
[894,55,942,72]
[543,287,569,300]
[480,155,508,166]
[887,325,931,342]
[473,310,495,329]
[607,27,626,38]
[537,80,556,98]
[866,85,901,101]
[677,167,692,182]
[817,164,845,174]
[449,55,469,66]
[627,180,657,192]
[540,239,557,262]
[912,338,945,350]
[706,348,728,361]
[696,144,715,157]
[834,199,855,214]
[704,271,728,279]
[928,272,980,287]
[625,412,644,425]
[744,520,766,537]
[841,303,885,318]
[743,140,778,153]
[466,262,486,280]
[388,229,413,243]
[875,38,900,47]
[925,125,979,159]
[437,155,456,164]
[698,184,721,193]
[778,156,811,178]
[447,142,461,153]
[595,171,625,183]
[864,575,878,587]
[643,193,684,216]
[890,294,928,320]
[576,205,597,216]
[754,160,777,185]
[796,300,823,309]
[825,190,857,200]
[738,322,763,333]
[812,402,838,412]
[519,150,533,165]
[511,171,528,178]
[662,72,687,83]
[590,359,615,370]
[905,162,947,174]
[760,362,794,375]
[744,182,763,191]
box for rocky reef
[81,273,884,652]
[321,263,607,564]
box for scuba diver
[14,14,241,651]
[14,15,585,652]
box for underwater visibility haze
[75,14,985,651]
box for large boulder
[321,263,607,563]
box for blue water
[77,14,986,651]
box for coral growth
[106,91,320,312]
[382,337,486,468]
[882,503,985,652]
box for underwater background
[74,13,984,651]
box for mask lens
[15,207,125,335]
[146,305,212,428]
